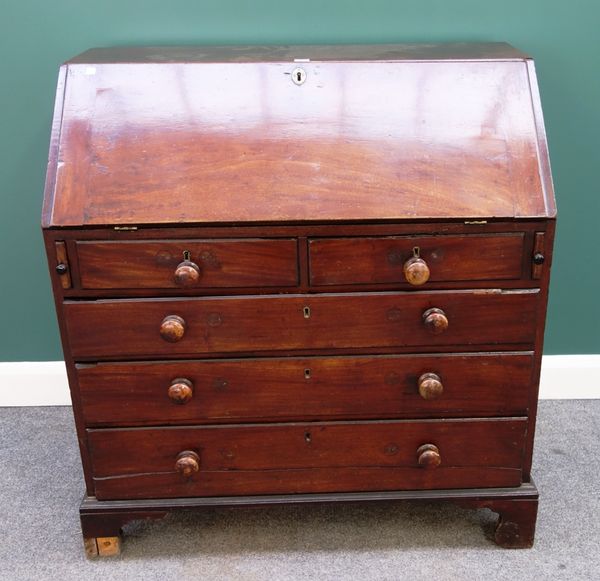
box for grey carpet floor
[0,401,599,581]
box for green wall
[1,1,598,360]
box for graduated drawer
[88,418,528,500]
[64,290,539,359]
[309,233,525,286]
[75,239,298,289]
[78,353,534,426]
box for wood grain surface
[76,239,298,289]
[77,352,533,426]
[309,234,525,285]
[89,418,527,499]
[44,56,553,227]
[64,290,540,359]
[41,44,556,550]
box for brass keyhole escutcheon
[174,249,201,287]
[304,368,311,380]
[303,306,311,319]
[403,246,430,286]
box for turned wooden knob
[175,450,200,478]
[418,372,444,400]
[168,378,193,404]
[174,260,201,287]
[403,256,430,286]
[160,315,186,342]
[417,444,441,469]
[422,307,448,335]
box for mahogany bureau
[42,43,556,556]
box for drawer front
[76,239,299,289]
[88,419,527,500]
[78,353,533,426]
[64,290,539,359]
[309,234,525,286]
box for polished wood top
[43,45,555,227]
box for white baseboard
[538,355,600,399]
[0,356,599,407]
[0,361,72,406]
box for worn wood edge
[78,484,538,551]
[83,536,122,557]
[522,219,555,478]
[66,43,530,65]
[80,482,538,514]
[83,537,99,557]
[43,234,96,493]
[47,215,557,229]
[86,416,529,434]
[1,354,599,406]
[526,59,557,218]
[42,218,553,233]
[452,493,539,548]
[90,536,121,557]
[41,65,68,229]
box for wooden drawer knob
[418,372,443,400]
[160,315,186,342]
[174,260,201,287]
[403,252,430,286]
[417,443,441,469]
[175,450,200,478]
[422,307,448,334]
[168,378,193,404]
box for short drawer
[78,353,534,426]
[64,290,539,359]
[309,234,525,286]
[75,239,299,289]
[88,418,527,500]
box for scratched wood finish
[76,239,298,289]
[309,234,525,286]
[41,44,557,550]
[77,353,533,426]
[64,290,539,359]
[43,47,555,228]
[89,418,527,499]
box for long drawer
[88,418,528,500]
[78,352,534,426]
[64,290,539,359]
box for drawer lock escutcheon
[403,246,431,286]
[174,250,201,288]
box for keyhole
[303,306,311,319]
[291,67,306,85]
[304,431,312,443]
[183,250,191,261]
[304,368,311,380]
